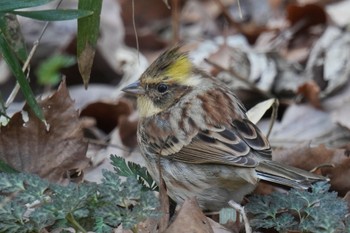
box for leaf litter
[2,0,350,232]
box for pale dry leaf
[0,81,89,182]
[305,26,350,97]
[331,105,350,130]
[246,98,276,124]
[207,218,232,233]
[326,0,350,27]
[272,56,305,94]
[264,104,336,148]
[164,198,214,233]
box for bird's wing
[156,118,271,168]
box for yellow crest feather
[141,46,193,85]
[164,55,191,83]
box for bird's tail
[256,160,328,189]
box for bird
[122,46,328,211]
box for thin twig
[204,58,274,98]
[83,138,134,152]
[237,0,243,19]
[5,0,64,108]
[228,200,252,233]
[171,0,180,44]
[131,0,140,62]
[266,99,279,139]
[158,139,170,231]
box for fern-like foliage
[246,182,349,233]
[0,171,160,233]
[110,155,158,191]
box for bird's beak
[122,81,145,95]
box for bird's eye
[157,83,168,93]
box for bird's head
[122,46,203,117]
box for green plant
[0,169,160,233]
[111,155,158,192]
[36,54,76,86]
[246,182,349,233]
[0,0,101,122]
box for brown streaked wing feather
[232,119,272,160]
[169,127,259,168]
[145,118,270,167]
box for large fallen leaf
[0,81,89,182]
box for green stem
[66,212,87,233]
[131,225,138,233]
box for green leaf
[246,182,348,232]
[0,160,17,173]
[0,0,55,12]
[0,171,159,232]
[0,35,45,122]
[0,14,27,63]
[110,155,158,191]
[37,54,76,86]
[77,0,102,88]
[12,9,92,21]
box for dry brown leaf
[80,98,133,134]
[0,81,89,183]
[273,143,350,195]
[297,80,321,108]
[118,114,138,148]
[286,4,327,35]
[273,143,336,172]
[164,198,214,233]
[322,158,350,196]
